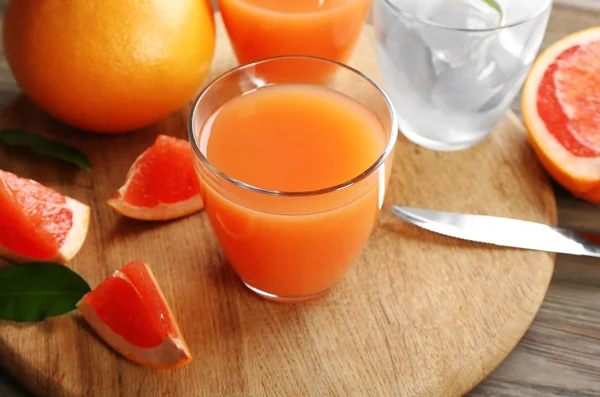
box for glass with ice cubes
[374,0,552,151]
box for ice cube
[422,0,502,29]
[430,46,506,113]
[419,0,502,67]
[385,0,420,16]
[429,29,533,115]
[380,20,438,103]
[476,34,528,112]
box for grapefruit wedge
[0,169,90,264]
[523,27,600,204]
[108,135,203,220]
[77,260,192,369]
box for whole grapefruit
[3,0,215,133]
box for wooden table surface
[0,1,599,396]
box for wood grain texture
[470,3,600,396]
[0,14,557,397]
[0,2,598,397]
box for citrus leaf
[0,129,91,170]
[0,262,91,322]
[0,258,12,270]
[481,0,503,18]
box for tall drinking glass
[188,56,397,302]
[374,0,552,151]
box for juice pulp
[218,0,371,67]
[197,84,390,298]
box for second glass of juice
[189,56,397,302]
[218,0,371,66]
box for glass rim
[382,0,552,32]
[223,0,369,16]
[188,55,398,198]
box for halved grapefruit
[77,259,192,369]
[108,135,203,220]
[523,27,600,204]
[0,169,90,264]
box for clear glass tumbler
[374,0,552,151]
[188,56,398,302]
[218,0,371,66]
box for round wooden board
[0,14,556,397]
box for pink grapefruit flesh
[108,135,203,220]
[523,27,600,204]
[0,169,90,264]
[77,260,191,369]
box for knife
[391,206,600,258]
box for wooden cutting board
[0,14,556,397]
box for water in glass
[374,0,552,151]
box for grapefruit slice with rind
[523,27,600,204]
[108,135,203,220]
[77,260,192,369]
[0,169,90,264]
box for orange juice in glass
[189,57,397,302]
[218,0,371,67]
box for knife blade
[391,206,600,258]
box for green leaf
[0,258,12,269]
[0,262,91,322]
[0,129,91,170]
[481,0,503,18]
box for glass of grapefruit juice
[218,0,371,72]
[189,56,397,302]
